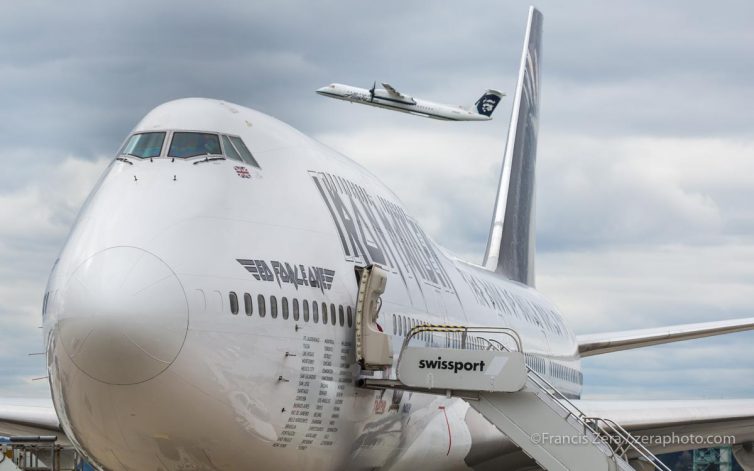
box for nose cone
[316,85,336,96]
[57,247,188,385]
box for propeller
[369,81,376,102]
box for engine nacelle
[372,89,416,105]
[734,443,754,471]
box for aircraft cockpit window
[221,135,243,162]
[227,136,260,168]
[120,132,165,158]
[168,132,222,158]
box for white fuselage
[42,99,579,471]
[316,84,491,121]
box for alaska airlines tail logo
[476,94,501,116]
[237,259,335,292]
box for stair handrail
[526,366,670,471]
[524,367,614,451]
[400,324,523,356]
[584,417,672,471]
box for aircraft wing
[381,82,409,99]
[578,317,754,357]
[575,399,754,457]
[0,397,70,446]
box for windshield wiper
[116,157,133,165]
[193,155,227,165]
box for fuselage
[42,98,580,470]
[316,84,491,121]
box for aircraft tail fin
[482,6,543,286]
[474,90,505,117]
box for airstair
[354,265,670,471]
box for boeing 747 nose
[55,246,188,385]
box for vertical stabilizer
[482,6,543,286]
[474,89,505,117]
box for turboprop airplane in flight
[2,6,754,471]
[316,82,505,121]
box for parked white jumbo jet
[3,6,754,471]
[316,82,504,121]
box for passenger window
[229,292,239,315]
[303,300,310,322]
[221,135,243,161]
[330,304,337,325]
[270,296,278,318]
[244,293,252,316]
[312,301,319,323]
[229,136,260,168]
[393,314,397,335]
[168,132,221,158]
[347,306,353,328]
[282,297,289,320]
[257,294,266,317]
[293,299,300,321]
[120,132,165,158]
[322,303,328,324]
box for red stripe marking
[438,405,451,456]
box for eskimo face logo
[479,95,500,114]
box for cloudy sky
[1,0,753,401]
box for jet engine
[734,443,754,471]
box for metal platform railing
[399,324,523,352]
[0,436,60,471]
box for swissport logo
[418,356,486,374]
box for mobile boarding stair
[354,265,670,471]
